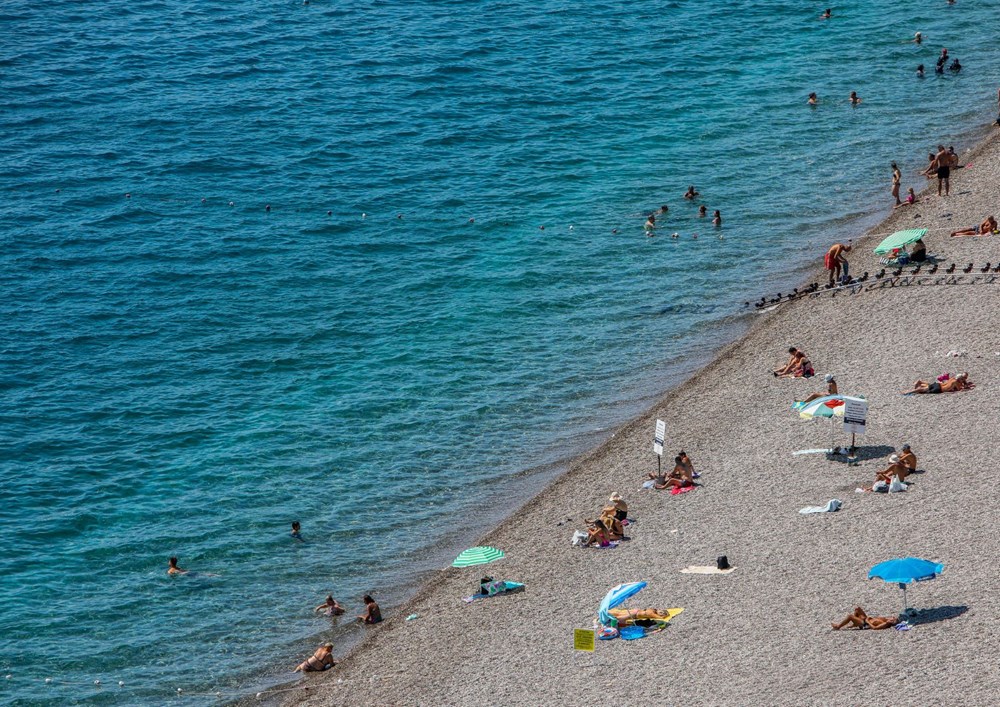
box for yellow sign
[573,628,595,652]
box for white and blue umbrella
[869,557,944,613]
[598,581,646,627]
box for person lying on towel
[832,607,898,631]
[902,372,971,395]
[609,608,675,622]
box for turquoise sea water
[2,0,999,703]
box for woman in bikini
[832,607,897,631]
[294,643,335,672]
[358,595,383,624]
[902,372,971,395]
[951,215,997,237]
[586,518,612,546]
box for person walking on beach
[891,163,902,204]
[358,595,383,624]
[825,242,851,285]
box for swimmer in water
[948,58,961,72]
[658,205,669,215]
[291,521,303,541]
[914,31,922,44]
[167,557,188,575]
[917,64,925,78]
[644,213,656,230]
[712,210,722,227]
[808,92,818,105]
[849,91,862,106]
[698,204,707,217]
[820,8,831,19]
[315,595,346,616]
[683,185,699,200]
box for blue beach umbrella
[598,581,646,627]
[868,557,944,613]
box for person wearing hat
[898,445,917,475]
[294,642,335,672]
[871,454,908,488]
[796,373,838,405]
[608,493,628,522]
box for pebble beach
[284,128,1000,706]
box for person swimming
[315,595,346,616]
[914,31,922,44]
[808,92,818,105]
[949,58,961,72]
[712,210,722,227]
[167,557,187,575]
[645,213,656,230]
[917,64,925,78]
[684,185,699,200]
[820,8,831,19]
[698,204,707,217]
[291,521,303,541]
[849,91,862,105]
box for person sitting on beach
[894,187,916,209]
[808,92,818,105]
[678,450,698,479]
[586,518,613,546]
[291,520,303,541]
[872,454,910,486]
[909,238,926,261]
[921,152,937,179]
[898,444,918,474]
[712,210,722,227]
[608,493,628,521]
[832,607,898,631]
[294,643,335,672]
[315,595,345,616]
[357,595,383,624]
[773,347,803,376]
[797,373,837,404]
[951,215,997,237]
[600,507,626,539]
[662,456,694,489]
[825,242,851,286]
[167,557,188,575]
[902,372,971,394]
[684,185,699,200]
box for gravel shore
[284,128,1000,706]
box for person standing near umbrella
[825,242,851,286]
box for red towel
[671,485,696,496]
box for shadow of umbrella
[907,605,968,626]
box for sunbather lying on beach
[951,215,997,237]
[609,608,676,622]
[294,643,335,672]
[797,373,837,404]
[902,372,971,394]
[832,607,898,631]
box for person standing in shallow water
[698,205,707,218]
[891,162,902,205]
[712,210,722,227]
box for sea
[2,0,999,703]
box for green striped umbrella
[873,228,927,255]
[452,546,505,568]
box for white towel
[888,476,907,493]
[799,499,843,514]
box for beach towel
[799,499,842,514]
[670,485,696,495]
[619,625,646,640]
[641,480,655,490]
[680,565,736,575]
[462,581,525,603]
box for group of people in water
[643,186,722,238]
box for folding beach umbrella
[598,581,646,627]
[452,546,505,568]
[873,228,927,255]
[868,557,944,613]
[792,394,866,451]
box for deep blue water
[2,0,999,703]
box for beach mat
[680,565,736,575]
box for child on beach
[894,188,915,209]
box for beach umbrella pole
[900,582,908,614]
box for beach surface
[284,129,1000,706]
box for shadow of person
[907,605,969,625]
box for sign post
[842,398,868,453]
[653,419,666,477]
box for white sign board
[653,419,666,456]
[842,399,868,435]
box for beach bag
[598,626,619,641]
[717,555,730,570]
[889,476,907,493]
[571,530,588,546]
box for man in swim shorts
[935,144,951,196]
[825,242,852,286]
[832,607,898,630]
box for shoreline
[266,120,1000,704]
